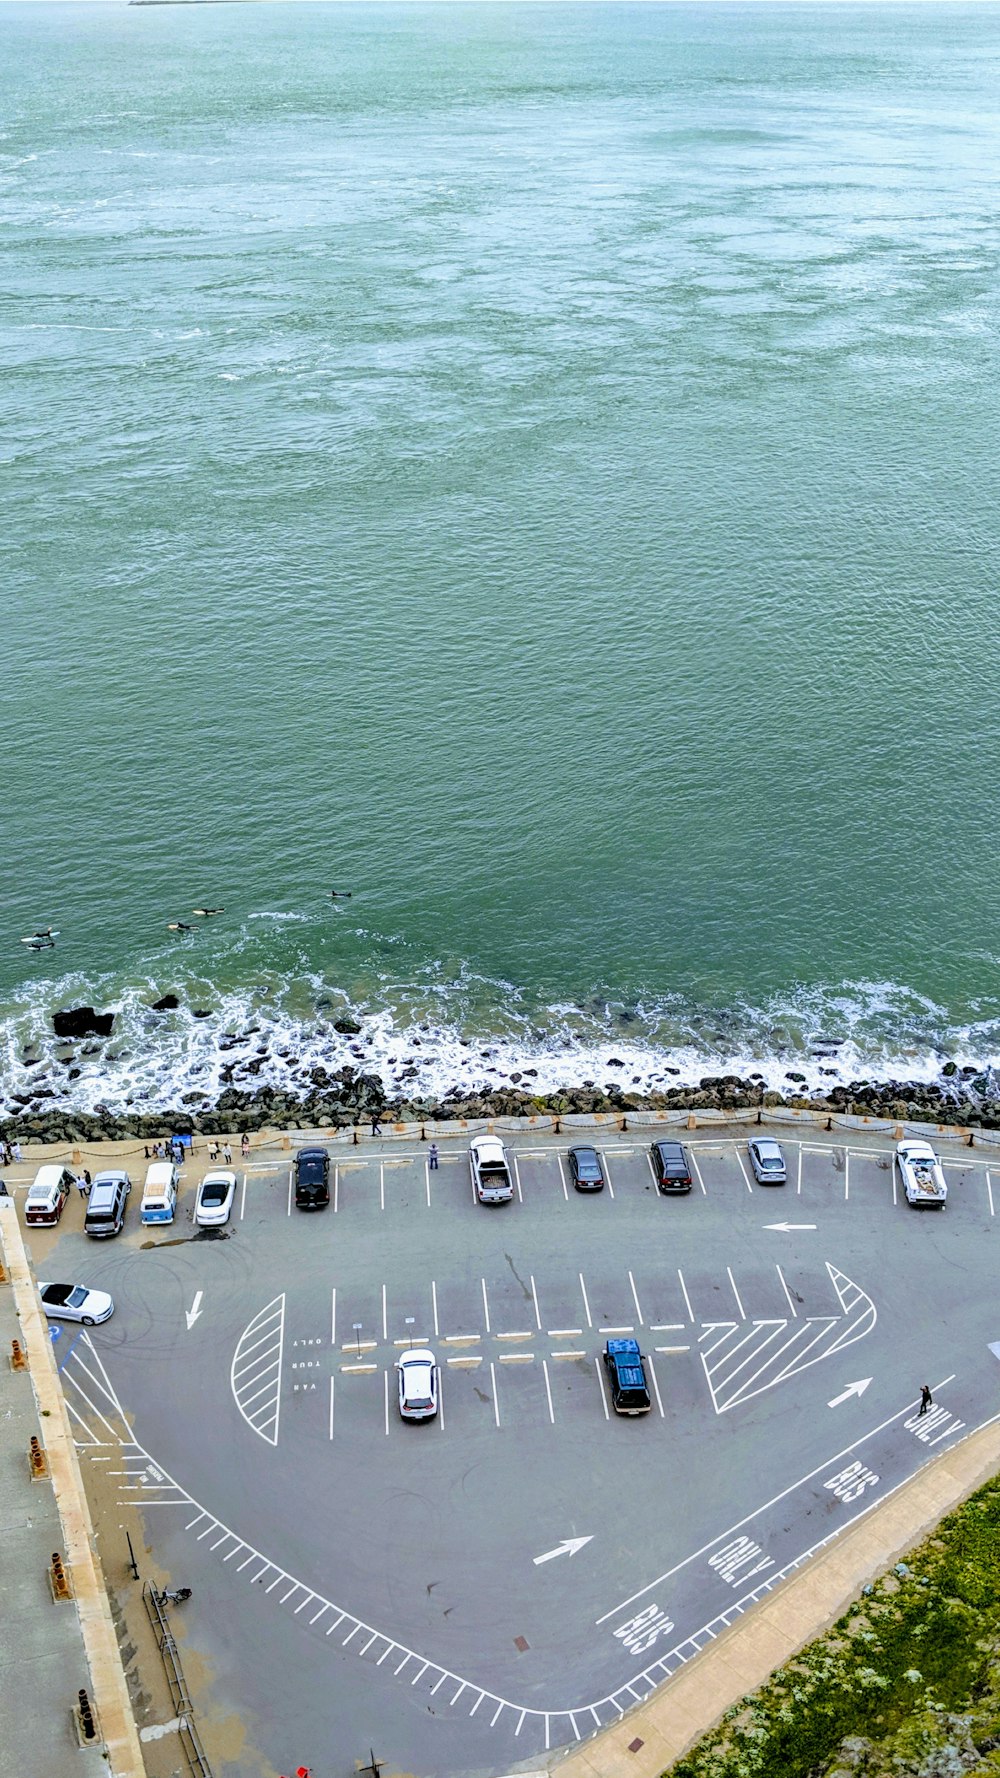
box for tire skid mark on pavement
[230,1294,284,1446]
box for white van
[141,1161,179,1225]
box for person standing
[370,1113,383,1137]
[241,1133,250,1160]
[222,1142,232,1166]
[919,1383,933,1416]
[428,1143,439,1171]
[77,1173,89,1198]
[11,1140,22,1165]
[208,1140,219,1163]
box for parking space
[23,1119,1000,1778]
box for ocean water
[3,1,1000,1115]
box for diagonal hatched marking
[700,1263,876,1414]
[230,1295,285,1446]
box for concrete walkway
[553,1415,1000,1778]
[0,1198,147,1778]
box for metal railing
[142,1584,214,1778]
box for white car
[747,1137,786,1185]
[396,1347,440,1421]
[469,1136,513,1204]
[38,1282,114,1326]
[895,1139,947,1210]
[194,1170,236,1227]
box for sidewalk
[0,1198,147,1778]
[553,1414,1000,1778]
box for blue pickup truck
[603,1338,652,1415]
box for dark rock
[333,1017,362,1036]
[941,1060,958,1077]
[785,1071,807,1084]
[151,994,180,1012]
[192,1010,212,1020]
[52,1006,115,1040]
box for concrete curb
[0,1201,148,1778]
[551,1415,1000,1778]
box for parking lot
[18,1123,1000,1777]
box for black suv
[649,1140,693,1194]
[294,1147,330,1211]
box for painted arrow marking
[828,1378,872,1408]
[533,1536,593,1566]
[763,1222,817,1232]
[185,1291,204,1331]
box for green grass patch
[667,1478,1000,1778]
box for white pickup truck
[895,1139,948,1210]
[469,1136,514,1205]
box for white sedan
[38,1282,114,1326]
[194,1170,237,1227]
[895,1139,947,1210]
[396,1347,439,1421]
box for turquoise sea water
[3,1,1000,1113]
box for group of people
[0,1140,23,1167]
[140,1134,252,1164]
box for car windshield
[68,1288,88,1306]
[406,1394,433,1410]
[201,1185,227,1205]
[759,1155,783,1168]
[88,1208,114,1222]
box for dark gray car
[567,1146,605,1192]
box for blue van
[141,1161,179,1224]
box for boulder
[151,994,180,1012]
[52,1006,115,1040]
[333,1017,362,1036]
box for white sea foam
[0,962,998,1119]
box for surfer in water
[192,908,224,917]
[329,890,353,899]
[167,922,192,933]
[20,928,57,949]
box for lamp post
[405,1315,415,1349]
[353,1321,363,1360]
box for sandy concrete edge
[0,1202,148,1778]
[551,1416,1000,1778]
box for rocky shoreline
[1,1062,996,1148]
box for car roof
[200,1170,235,1188]
[754,1138,783,1154]
[570,1145,599,1159]
[32,1165,70,1187]
[655,1139,685,1153]
[92,1170,128,1186]
[27,1178,61,1197]
[472,1137,505,1157]
[401,1348,435,1367]
[297,1147,328,1160]
[144,1162,176,1185]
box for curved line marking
[230,1294,285,1446]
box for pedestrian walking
[370,1113,383,1137]
[222,1142,232,1166]
[428,1143,439,1171]
[143,1145,151,1160]
[0,1141,9,1167]
[77,1173,89,1198]
[919,1383,933,1416]
[11,1141,22,1164]
[241,1134,250,1160]
[208,1140,219,1163]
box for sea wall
[1,1067,997,1149]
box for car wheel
[82,1315,95,1326]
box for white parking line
[734,1149,753,1193]
[689,1149,708,1197]
[650,1323,685,1332]
[557,1155,570,1200]
[512,1155,524,1203]
[384,1368,390,1436]
[775,1264,798,1318]
[844,1151,850,1201]
[892,1160,897,1208]
[594,1355,610,1420]
[647,1355,665,1418]
[598,1152,615,1199]
[727,1266,746,1320]
[329,1376,334,1439]
[379,1162,385,1212]
[579,1272,593,1328]
[333,1164,339,1214]
[677,1268,694,1323]
[542,1359,555,1424]
[431,1279,440,1337]
[382,1283,388,1342]
[530,1274,542,1330]
[490,1361,500,1427]
[481,1278,492,1333]
[330,1288,336,1347]
[240,1171,248,1219]
[425,1161,431,1209]
[989,1172,996,1218]
[797,1146,803,1195]
[286,1166,293,1217]
[628,1271,645,1326]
